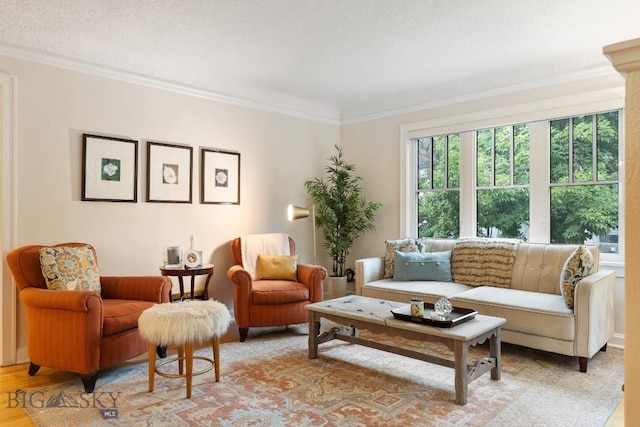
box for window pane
[514,124,530,185]
[550,184,618,246]
[477,188,530,240]
[418,191,460,238]
[477,129,492,186]
[597,111,619,181]
[572,115,593,182]
[417,138,431,190]
[494,127,511,186]
[433,136,446,189]
[550,118,569,183]
[448,134,460,188]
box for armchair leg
[239,328,249,342]
[28,362,40,376]
[579,357,588,373]
[80,372,98,393]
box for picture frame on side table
[82,133,138,202]
[200,148,240,204]
[146,141,193,203]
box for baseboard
[608,332,625,349]
[16,346,29,365]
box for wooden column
[604,37,640,425]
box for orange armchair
[227,236,326,341]
[7,243,172,392]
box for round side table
[160,264,214,301]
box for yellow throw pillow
[39,245,101,294]
[257,254,298,281]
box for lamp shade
[287,205,310,221]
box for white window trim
[400,95,624,261]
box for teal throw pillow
[392,250,452,282]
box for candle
[167,246,180,265]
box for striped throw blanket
[451,238,520,288]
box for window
[416,135,460,238]
[476,125,530,240]
[405,108,622,260]
[549,111,619,253]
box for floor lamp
[287,204,317,265]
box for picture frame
[82,134,138,202]
[146,141,193,203]
[200,148,241,204]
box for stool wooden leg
[212,335,220,382]
[148,343,156,392]
[178,346,184,375]
[185,342,194,399]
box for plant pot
[327,276,347,299]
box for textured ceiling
[1,0,639,122]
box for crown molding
[0,43,341,125]
[341,65,623,125]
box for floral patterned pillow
[39,245,101,294]
[383,238,423,279]
[560,246,595,309]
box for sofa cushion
[251,280,309,304]
[451,286,575,341]
[103,299,155,337]
[384,238,423,279]
[39,245,101,294]
[257,254,298,281]
[560,245,595,309]
[393,250,452,282]
[362,279,474,303]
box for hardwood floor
[0,360,625,426]
[606,398,624,426]
[1,363,76,426]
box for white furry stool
[138,300,231,398]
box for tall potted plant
[305,144,381,296]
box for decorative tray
[390,303,477,328]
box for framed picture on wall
[200,148,240,204]
[82,134,138,202]
[146,141,193,203]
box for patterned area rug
[19,325,623,426]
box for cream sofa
[355,238,616,372]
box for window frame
[400,97,624,263]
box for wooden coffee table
[306,295,506,405]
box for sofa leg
[579,357,588,373]
[239,328,249,342]
[80,372,98,393]
[600,343,608,352]
[28,362,40,376]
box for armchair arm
[227,265,253,327]
[297,264,327,302]
[19,287,102,374]
[573,269,616,358]
[355,256,385,295]
[100,276,172,303]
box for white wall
[0,55,339,359]
[340,71,627,346]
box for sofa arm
[19,287,103,374]
[355,256,385,295]
[100,276,172,303]
[573,269,616,358]
[297,264,327,302]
